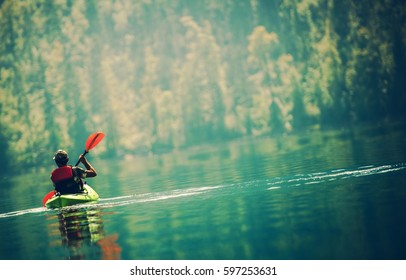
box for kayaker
[51,149,97,195]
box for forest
[0,0,405,171]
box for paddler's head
[53,149,69,166]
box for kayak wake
[266,162,406,190]
[0,185,223,218]
[97,185,223,208]
[0,207,50,218]
[1,163,404,218]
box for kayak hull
[45,185,99,209]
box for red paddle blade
[42,191,55,206]
[85,132,105,152]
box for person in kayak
[51,149,97,195]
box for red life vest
[51,166,73,184]
[51,166,84,194]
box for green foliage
[0,0,405,170]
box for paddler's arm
[79,154,97,177]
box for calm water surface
[1,125,406,259]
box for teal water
[0,125,406,259]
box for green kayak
[45,185,99,209]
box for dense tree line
[0,0,405,170]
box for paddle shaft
[74,150,88,166]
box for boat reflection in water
[51,207,121,260]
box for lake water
[0,123,406,260]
